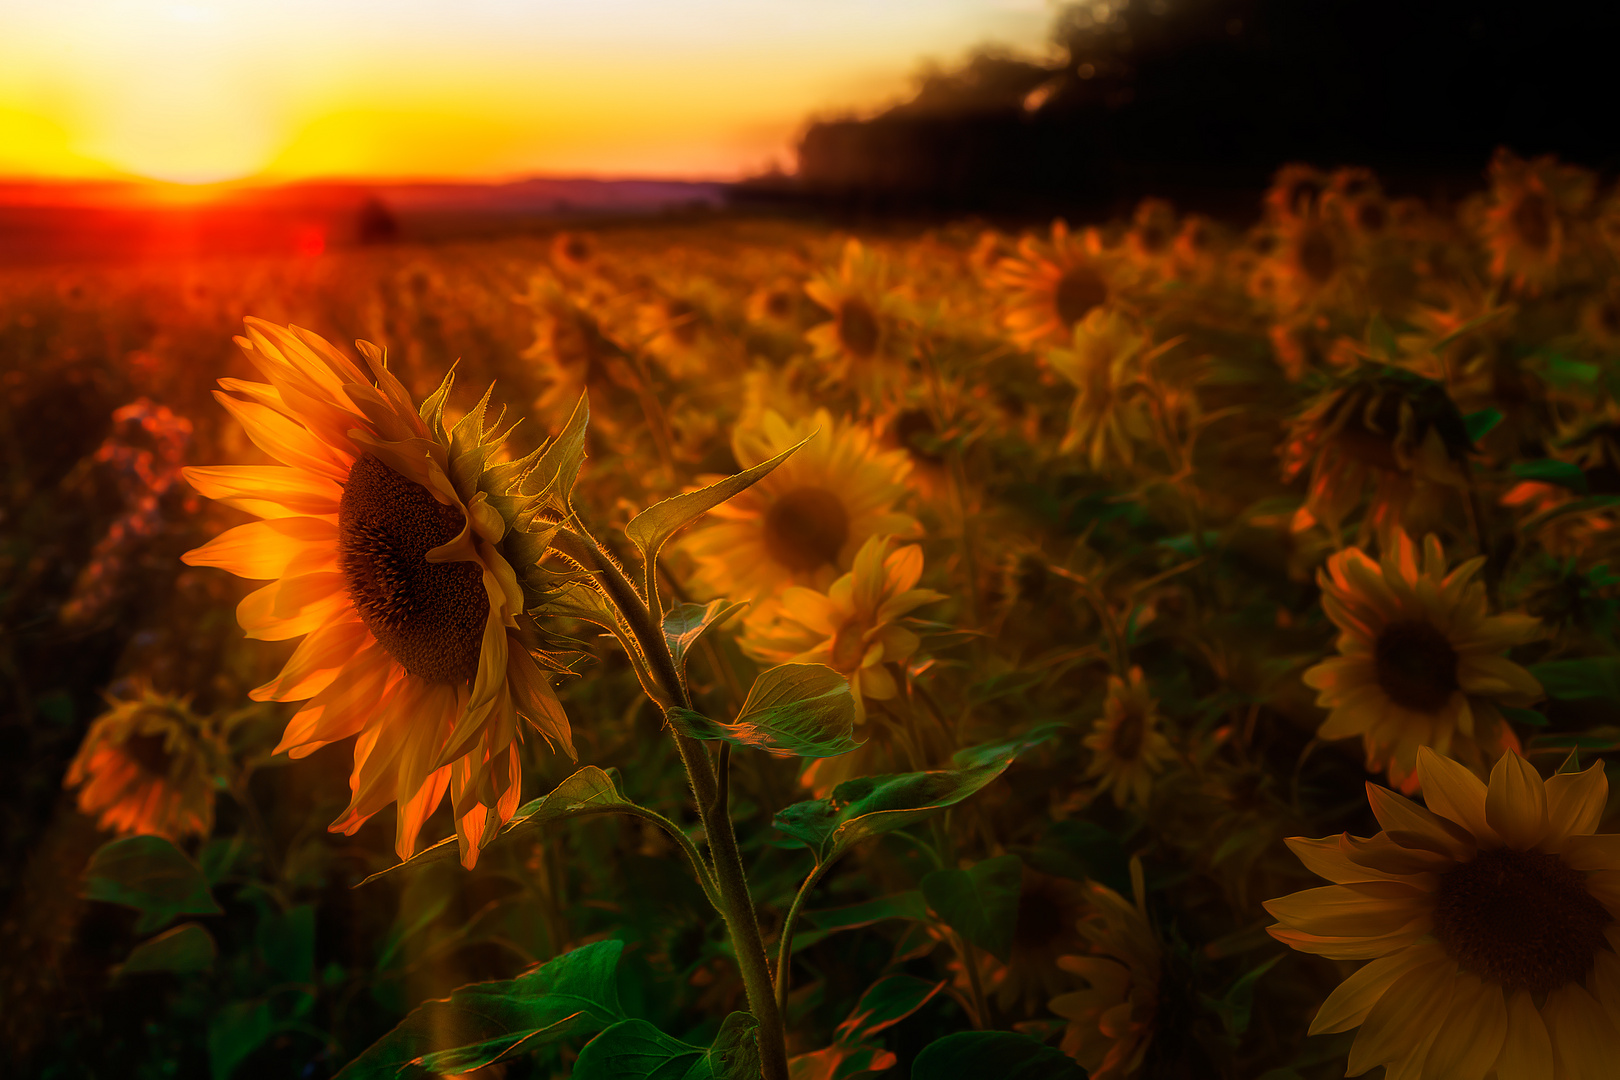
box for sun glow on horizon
[2,1,1054,184]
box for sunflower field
[10,149,1620,1080]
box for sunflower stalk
[550,524,791,1080]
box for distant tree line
[754,0,1618,221]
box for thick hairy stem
[553,525,790,1080]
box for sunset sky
[0,1,1057,184]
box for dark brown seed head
[762,487,850,573]
[1374,619,1460,713]
[836,297,880,359]
[1055,266,1109,327]
[124,732,174,777]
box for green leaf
[1464,407,1504,445]
[920,855,1023,963]
[1501,705,1550,728]
[834,975,944,1046]
[208,1000,274,1080]
[1208,954,1284,1036]
[664,599,748,683]
[1542,353,1602,387]
[336,939,626,1079]
[909,1031,1086,1079]
[572,1019,706,1080]
[1558,748,1584,774]
[668,664,859,759]
[113,922,217,978]
[258,904,315,985]
[706,1012,761,1080]
[1528,657,1620,703]
[624,436,809,589]
[774,725,1060,865]
[82,836,222,934]
[360,767,636,884]
[1509,459,1588,493]
[793,891,930,950]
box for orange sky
[1,1,1056,184]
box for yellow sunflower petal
[1543,983,1620,1080]
[1365,782,1475,860]
[1309,942,1446,1035]
[1421,971,1506,1080]
[1485,752,1549,850]
[1493,989,1554,1079]
[1558,834,1620,873]
[1415,747,1497,844]
[1544,761,1609,845]
[1262,882,1428,938]
[182,517,338,580]
[1344,958,1456,1076]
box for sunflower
[1267,748,1620,1079]
[1045,307,1152,470]
[1481,149,1595,295]
[804,238,901,383]
[549,230,597,276]
[1302,531,1542,794]
[746,279,809,329]
[680,408,917,602]
[1050,859,1161,1079]
[738,535,944,726]
[182,319,574,868]
[65,684,216,842]
[992,221,1119,349]
[1083,667,1174,810]
[520,281,638,434]
[1251,210,1351,314]
[636,291,712,379]
[1281,363,1475,541]
[1123,199,1179,279]
[989,871,1093,1017]
[1263,163,1331,225]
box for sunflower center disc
[893,407,944,465]
[1513,193,1553,252]
[1055,267,1108,327]
[763,486,850,573]
[124,732,174,778]
[837,298,880,358]
[1298,229,1337,285]
[1112,707,1147,762]
[1434,847,1611,996]
[340,453,489,685]
[1373,618,1459,712]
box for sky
[0,0,1057,184]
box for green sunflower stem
[553,525,791,1080]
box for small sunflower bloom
[1303,531,1541,794]
[66,685,216,842]
[1050,859,1162,1079]
[1267,748,1620,1079]
[1083,667,1173,809]
[1282,364,1474,541]
[681,409,917,602]
[992,220,1118,348]
[183,319,574,868]
[738,535,944,726]
[1481,149,1595,295]
[804,239,902,382]
[1045,308,1152,469]
[549,230,597,276]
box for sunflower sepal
[516,391,590,513]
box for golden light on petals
[990,220,1118,349]
[65,685,216,843]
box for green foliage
[664,598,749,683]
[668,663,860,758]
[208,1000,274,1080]
[335,939,626,1079]
[113,922,217,978]
[909,1032,1086,1079]
[919,854,1023,962]
[1528,657,1620,703]
[573,1015,761,1080]
[1509,458,1588,492]
[81,835,222,934]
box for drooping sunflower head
[1481,149,1595,295]
[1266,748,1620,1080]
[1050,858,1162,1080]
[1303,530,1542,793]
[1282,363,1474,540]
[804,238,899,379]
[681,408,917,602]
[992,220,1117,349]
[183,319,576,868]
[65,684,217,842]
[1045,307,1151,470]
[1083,667,1174,810]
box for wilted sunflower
[804,238,901,382]
[65,684,216,842]
[1282,363,1475,541]
[992,220,1118,348]
[1050,859,1162,1079]
[183,319,574,868]
[1303,531,1541,794]
[681,408,917,601]
[1083,667,1174,810]
[1481,149,1595,295]
[1045,308,1152,470]
[1267,748,1620,1079]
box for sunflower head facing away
[992,220,1118,349]
[681,408,917,603]
[183,319,575,868]
[1303,531,1542,794]
[1267,748,1620,1080]
[1083,666,1174,810]
[66,684,217,843]
[1282,363,1474,541]
[1049,858,1162,1080]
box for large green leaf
[668,663,859,759]
[1529,657,1620,703]
[664,599,748,683]
[793,891,929,950]
[834,975,944,1046]
[909,1032,1086,1079]
[360,767,636,884]
[258,904,315,985]
[705,1012,762,1080]
[920,855,1023,963]
[774,725,1060,864]
[572,1019,707,1080]
[82,835,222,934]
[335,939,626,1079]
[624,437,808,591]
[113,922,217,978]
[208,1000,274,1080]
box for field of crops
[7,150,1620,1079]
